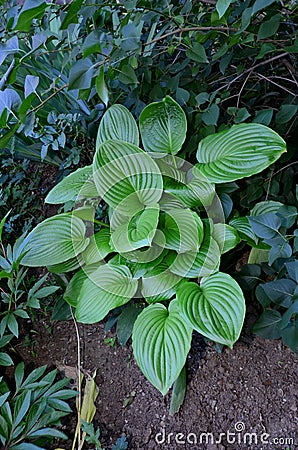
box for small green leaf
[257,14,281,40]
[118,64,138,86]
[95,66,109,107]
[186,42,208,63]
[116,304,142,347]
[0,352,13,366]
[202,103,220,126]
[60,0,84,29]
[216,0,232,18]
[275,104,298,125]
[253,310,282,340]
[68,58,94,90]
[24,75,39,98]
[248,213,281,239]
[169,366,186,416]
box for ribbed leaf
[196,124,286,183]
[139,96,187,155]
[142,263,182,302]
[45,166,98,204]
[155,209,204,253]
[170,220,220,278]
[82,229,112,264]
[250,200,283,216]
[177,273,246,347]
[163,168,215,208]
[212,223,240,253]
[132,300,192,395]
[64,264,100,307]
[111,204,159,253]
[229,217,258,245]
[21,214,89,267]
[96,104,139,149]
[93,140,163,214]
[76,264,138,323]
[47,256,84,273]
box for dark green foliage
[0,362,77,449]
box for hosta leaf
[47,256,84,274]
[21,214,89,267]
[111,204,159,253]
[177,273,246,347]
[155,208,204,253]
[45,166,98,204]
[82,229,113,264]
[212,223,240,254]
[64,264,99,307]
[93,140,163,215]
[170,220,220,278]
[139,96,187,155]
[96,104,139,149]
[196,124,286,183]
[229,217,258,245]
[76,264,138,323]
[142,263,182,302]
[132,300,192,395]
[163,168,215,208]
[250,200,283,216]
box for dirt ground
[14,303,297,450]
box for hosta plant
[21,96,286,395]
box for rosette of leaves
[21,96,286,395]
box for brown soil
[14,304,297,450]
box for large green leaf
[212,223,240,254]
[196,124,286,183]
[155,208,204,253]
[132,300,192,395]
[177,272,245,347]
[96,104,139,149]
[76,264,138,323]
[163,167,216,209]
[64,264,99,307]
[93,140,163,215]
[111,204,159,253]
[142,263,182,303]
[170,220,220,278]
[45,166,98,204]
[229,217,258,245]
[81,229,113,264]
[21,214,89,267]
[139,96,187,155]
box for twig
[256,72,296,96]
[236,72,252,108]
[271,161,298,177]
[29,83,69,113]
[71,307,82,450]
[144,26,242,48]
[215,52,289,92]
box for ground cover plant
[20,96,288,395]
